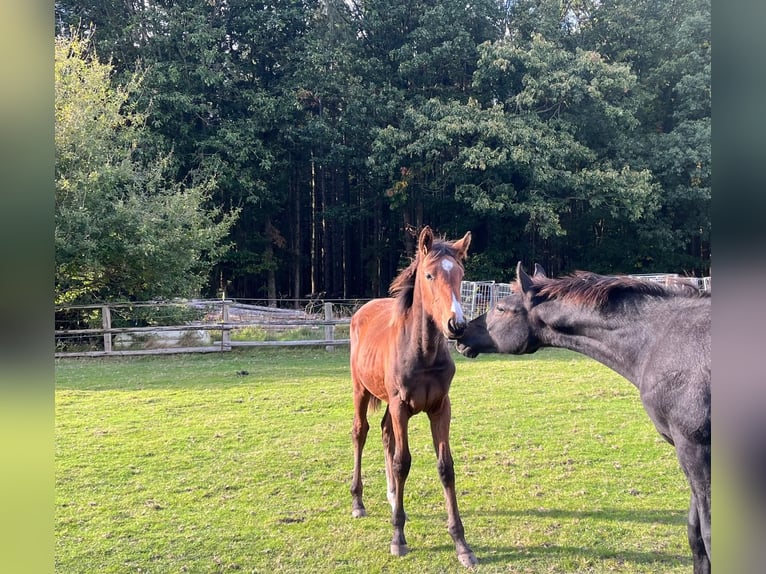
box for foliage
[578,0,711,272]
[56,347,690,573]
[54,33,238,304]
[54,0,710,297]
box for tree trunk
[264,217,277,307]
[310,153,319,296]
[292,172,301,307]
[321,164,330,297]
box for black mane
[532,271,703,311]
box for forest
[54,0,710,303]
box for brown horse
[349,226,477,568]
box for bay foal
[349,226,477,567]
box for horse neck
[403,289,445,363]
[534,300,649,385]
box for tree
[53,0,710,298]
[55,33,237,304]
[369,26,657,276]
[579,0,711,274]
[349,0,505,261]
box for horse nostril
[448,318,466,337]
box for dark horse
[456,262,711,573]
[350,226,477,567]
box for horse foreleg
[429,398,477,568]
[688,491,711,574]
[350,389,370,518]
[675,437,711,574]
[387,403,411,557]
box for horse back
[641,298,710,376]
[637,298,710,445]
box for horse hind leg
[350,388,371,518]
[378,407,401,513]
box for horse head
[416,226,471,339]
[457,261,542,356]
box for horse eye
[425,272,434,281]
[496,304,506,313]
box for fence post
[324,302,335,352]
[221,300,231,351]
[102,305,112,353]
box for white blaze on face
[439,257,464,323]
[451,291,465,323]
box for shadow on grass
[401,505,691,567]
[465,506,688,526]
[442,543,691,567]
[405,506,686,529]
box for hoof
[458,551,478,568]
[390,543,409,557]
[351,508,367,518]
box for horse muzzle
[455,341,478,358]
[447,317,466,338]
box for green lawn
[55,347,691,573]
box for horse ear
[418,226,434,256]
[533,263,547,278]
[516,261,533,294]
[453,231,472,260]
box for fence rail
[55,299,358,358]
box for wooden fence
[55,274,710,358]
[54,299,359,358]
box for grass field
[55,347,691,573]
